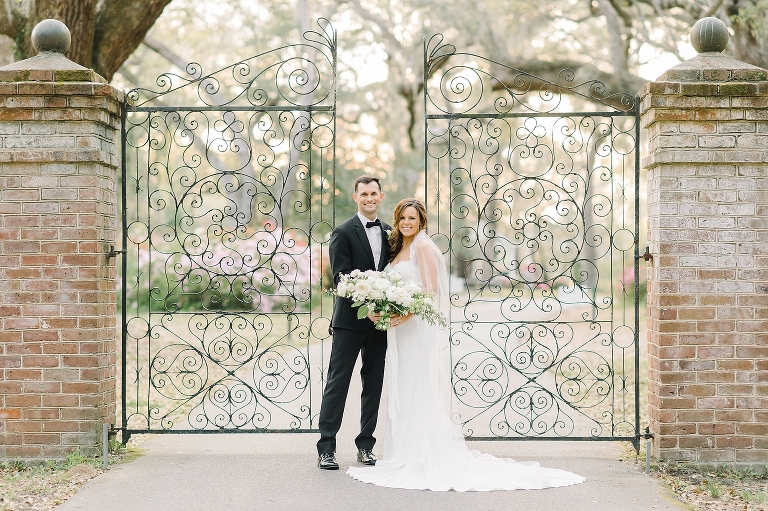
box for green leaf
[357,304,369,319]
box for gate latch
[637,246,653,263]
[107,245,126,259]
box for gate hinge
[640,426,654,439]
[107,245,126,259]
[636,246,653,263]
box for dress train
[347,250,585,491]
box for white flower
[405,282,421,295]
[354,280,372,297]
[330,268,446,330]
[385,287,401,302]
[385,229,392,237]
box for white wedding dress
[347,232,585,491]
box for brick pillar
[639,19,768,465]
[0,21,121,460]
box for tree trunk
[14,0,98,65]
[726,0,768,70]
[4,0,172,82]
[93,0,174,81]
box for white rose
[400,294,414,308]
[373,278,391,291]
[354,281,372,297]
[369,289,384,300]
[390,271,401,282]
[406,283,421,294]
[336,281,348,297]
[386,287,402,302]
[350,269,361,277]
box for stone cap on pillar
[0,19,106,83]
[658,17,767,83]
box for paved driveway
[59,358,685,511]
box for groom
[317,175,391,470]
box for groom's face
[353,181,383,219]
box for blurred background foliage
[1,0,762,310]
[1,0,766,217]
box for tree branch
[142,34,189,70]
[634,0,711,19]
[93,0,173,81]
[344,0,405,58]
[726,0,768,69]
[702,0,725,17]
[597,0,631,83]
[491,58,647,109]
[340,0,426,147]
[606,0,635,27]
[0,0,18,38]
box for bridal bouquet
[331,269,448,330]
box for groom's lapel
[351,215,376,268]
[377,224,389,271]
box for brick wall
[640,63,768,464]
[0,69,122,459]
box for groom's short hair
[354,174,381,191]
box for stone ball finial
[31,19,71,54]
[690,17,729,53]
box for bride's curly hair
[388,198,428,263]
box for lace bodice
[388,259,420,286]
[387,243,421,285]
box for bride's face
[398,206,421,239]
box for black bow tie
[365,219,381,228]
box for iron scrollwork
[121,20,336,436]
[424,34,641,442]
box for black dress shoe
[357,448,376,465]
[318,452,339,470]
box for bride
[346,198,585,491]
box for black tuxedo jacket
[330,215,391,331]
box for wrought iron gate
[422,36,641,446]
[120,22,641,446]
[120,21,336,440]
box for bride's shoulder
[413,233,437,259]
[413,231,434,248]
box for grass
[621,445,768,511]
[0,439,145,511]
[705,479,723,498]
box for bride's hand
[390,313,414,327]
[367,311,382,323]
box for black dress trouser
[316,325,387,455]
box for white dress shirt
[357,211,383,269]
